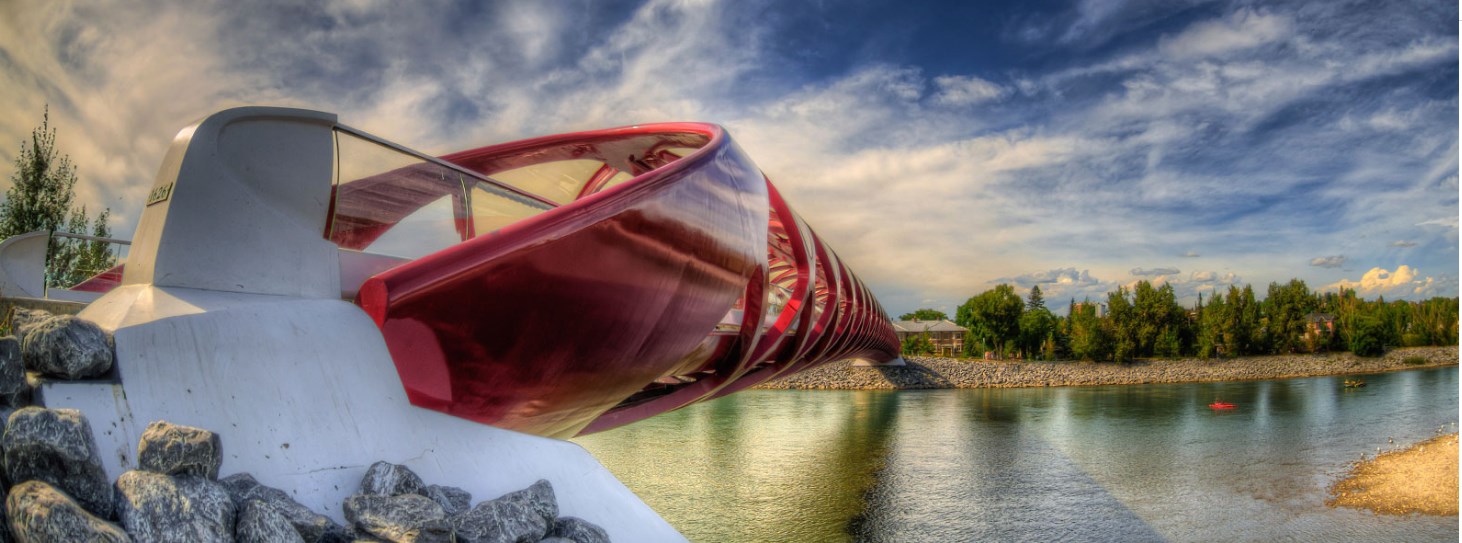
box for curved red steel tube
[353,123,899,438]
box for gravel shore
[1329,432,1459,516]
[755,346,1458,390]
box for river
[574,366,1459,542]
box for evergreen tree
[1027,285,1045,311]
[1,107,114,288]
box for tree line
[901,280,1458,361]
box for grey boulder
[114,470,235,542]
[9,308,52,340]
[0,337,29,407]
[548,517,611,543]
[222,473,344,543]
[358,461,425,497]
[496,479,557,526]
[137,420,223,479]
[452,496,548,543]
[422,484,471,517]
[343,494,451,543]
[2,407,114,518]
[6,480,130,542]
[237,499,307,543]
[21,315,113,380]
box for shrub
[1349,316,1386,357]
[1403,356,1427,366]
[901,332,934,356]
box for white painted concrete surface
[0,231,47,298]
[57,284,684,540]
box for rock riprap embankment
[756,346,1459,390]
[0,308,614,543]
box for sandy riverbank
[754,346,1457,390]
[1329,432,1459,516]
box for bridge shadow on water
[869,361,954,388]
[846,389,1167,543]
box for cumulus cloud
[1186,271,1240,290]
[1131,267,1180,276]
[1324,265,1440,300]
[994,267,1115,309]
[1000,267,1104,288]
[1310,255,1347,268]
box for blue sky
[0,0,1456,316]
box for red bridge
[46,115,901,439]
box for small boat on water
[1209,401,1236,409]
[1343,379,1367,388]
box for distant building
[1305,312,1335,335]
[893,318,968,356]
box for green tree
[1128,281,1187,358]
[1197,291,1227,358]
[1017,308,1055,360]
[1348,315,1387,357]
[1068,300,1111,361]
[1219,285,1262,356]
[901,332,934,355]
[1027,285,1045,311]
[1262,279,1316,354]
[1106,286,1138,362]
[1,107,113,288]
[957,285,1023,359]
[1412,297,1460,346]
[898,308,949,321]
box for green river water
[576,366,1459,542]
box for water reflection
[575,367,1458,542]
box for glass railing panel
[489,159,610,205]
[592,170,636,195]
[471,182,549,236]
[359,195,464,259]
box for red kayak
[1209,401,1236,409]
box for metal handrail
[334,123,559,209]
[51,231,131,245]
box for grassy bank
[755,346,1458,390]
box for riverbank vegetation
[904,280,1459,363]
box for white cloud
[1417,216,1459,229]
[1309,255,1346,268]
[1159,9,1292,60]
[1193,271,1239,286]
[932,75,1007,106]
[1002,267,1104,287]
[1325,265,1440,300]
[1390,240,1418,248]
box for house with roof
[892,318,969,357]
